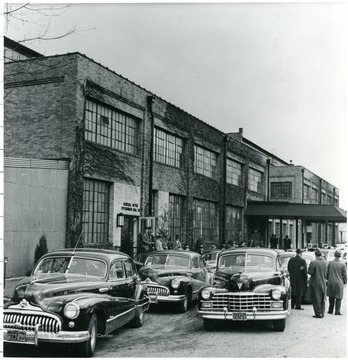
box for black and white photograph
[1,1,347,358]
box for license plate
[7,329,27,343]
[149,293,158,304]
[232,313,247,321]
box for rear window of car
[145,254,190,268]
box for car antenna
[65,230,84,275]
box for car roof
[41,248,131,262]
[219,248,279,256]
[146,250,200,258]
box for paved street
[4,289,346,358]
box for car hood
[7,274,106,310]
[214,268,281,292]
[139,265,191,282]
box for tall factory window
[225,206,242,245]
[226,159,243,186]
[168,194,184,243]
[321,191,326,205]
[312,186,319,203]
[85,99,138,154]
[193,199,218,247]
[154,128,183,168]
[248,168,264,192]
[194,145,217,179]
[271,182,292,199]
[83,179,110,244]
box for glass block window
[303,183,310,201]
[83,179,110,244]
[321,191,326,205]
[225,206,242,245]
[270,182,292,199]
[194,145,217,179]
[312,187,319,203]
[85,99,138,154]
[248,168,264,192]
[193,199,218,245]
[226,159,243,186]
[154,128,183,168]
[168,194,184,242]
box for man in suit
[287,248,308,310]
[307,249,328,318]
[327,250,347,315]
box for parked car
[138,250,213,313]
[198,248,291,332]
[201,249,222,273]
[3,249,150,357]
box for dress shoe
[335,313,343,315]
[295,307,304,310]
[328,311,333,314]
[312,315,322,318]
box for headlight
[272,289,282,300]
[201,288,211,300]
[171,279,180,289]
[64,302,80,319]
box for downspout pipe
[147,96,154,217]
[220,134,228,247]
[266,159,271,201]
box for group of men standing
[288,248,347,318]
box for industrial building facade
[4,38,346,277]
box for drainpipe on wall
[220,134,228,247]
[266,159,271,201]
[147,96,154,218]
[301,168,305,203]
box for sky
[3,1,348,211]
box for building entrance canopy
[245,202,347,223]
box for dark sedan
[198,248,291,332]
[138,250,213,313]
[3,249,150,357]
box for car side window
[109,260,125,280]
[193,257,200,269]
[199,259,205,269]
[125,260,135,278]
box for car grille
[211,293,272,311]
[146,285,170,297]
[4,311,61,333]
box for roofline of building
[4,36,43,58]
[4,41,224,136]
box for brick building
[4,38,346,276]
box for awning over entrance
[245,202,347,223]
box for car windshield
[34,256,107,278]
[218,253,275,271]
[145,254,190,268]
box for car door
[106,260,135,333]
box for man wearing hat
[307,249,328,318]
[327,250,347,315]
[287,248,308,310]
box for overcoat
[287,255,307,296]
[306,257,328,303]
[327,259,347,299]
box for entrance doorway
[120,216,135,257]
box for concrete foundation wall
[4,166,69,277]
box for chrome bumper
[149,294,186,304]
[3,327,90,345]
[198,309,289,321]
